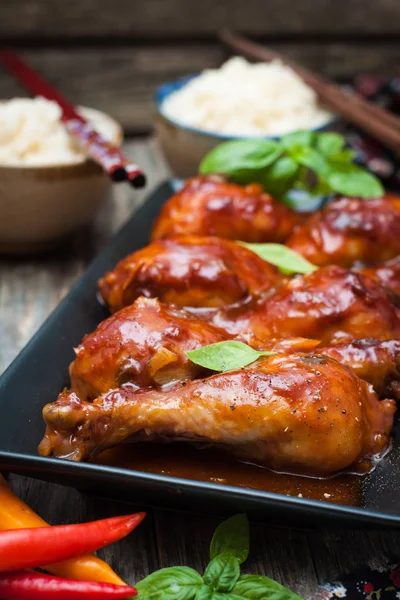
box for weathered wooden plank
[1,43,399,133]
[2,0,400,38]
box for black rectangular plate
[1,179,400,528]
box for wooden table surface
[1,138,400,599]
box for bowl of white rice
[0,97,123,253]
[155,57,336,178]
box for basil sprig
[135,514,303,600]
[199,131,384,201]
[186,341,273,372]
[239,242,317,275]
[210,514,249,564]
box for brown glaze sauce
[94,443,362,506]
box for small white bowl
[0,106,123,254]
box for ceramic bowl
[155,75,337,179]
[0,106,123,254]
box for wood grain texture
[2,0,400,38]
[1,43,400,133]
[2,139,400,599]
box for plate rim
[2,450,400,527]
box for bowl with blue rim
[155,74,338,181]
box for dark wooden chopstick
[219,29,400,154]
[0,50,146,188]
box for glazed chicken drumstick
[211,265,400,344]
[99,235,282,313]
[151,175,301,243]
[70,296,230,399]
[40,352,396,476]
[286,195,400,268]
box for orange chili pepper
[0,475,126,585]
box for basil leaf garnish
[136,566,203,600]
[326,163,384,198]
[198,131,383,202]
[203,555,240,593]
[239,242,317,275]
[230,574,304,600]
[187,341,273,373]
[199,139,282,185]
[210,514,249,564]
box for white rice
[0,97,119,166]
[161,57,333,137]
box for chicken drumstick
[40,353,396,476]
[210,265,400,344]
[70,296,230,400]
[151,175,301,243]
[99,235,281,313]
[286,195,400,268]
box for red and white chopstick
[0,50,146,188]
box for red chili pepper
[0,512,145,572]
[0,571,137,599]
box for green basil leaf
[204,555,240,593]
[262,156,299,198]
[314,132,345,157]
[199,140,282,184]
[288,145,330,178]
[136,566,203,600]
[281,130,314,149]
[230,574,304,600]
[187,341,272,373]
[239,243,317,275]
[326,163,384,198]
[210,514,249,564]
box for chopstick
[219,29,400,154]
[0,50,146,188]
